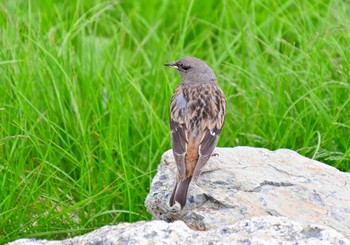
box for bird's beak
[164,62,178,69]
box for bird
[164,57,226,209]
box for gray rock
[8,147,350,244]
[145,147,350,239]
[8,217,350,245]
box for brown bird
[165,57,226,209]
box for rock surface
[145,147,350,239]
[8,217,350,245]
[8,147,350,244]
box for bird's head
[165,57,217,83]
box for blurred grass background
[1,0,349,242]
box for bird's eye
[182,65,191,71]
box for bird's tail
[169,176,192,209]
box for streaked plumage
[165,57,226,209]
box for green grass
[1,0,349,242]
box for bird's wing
[193,85,226,179]
[170,86,189,180]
